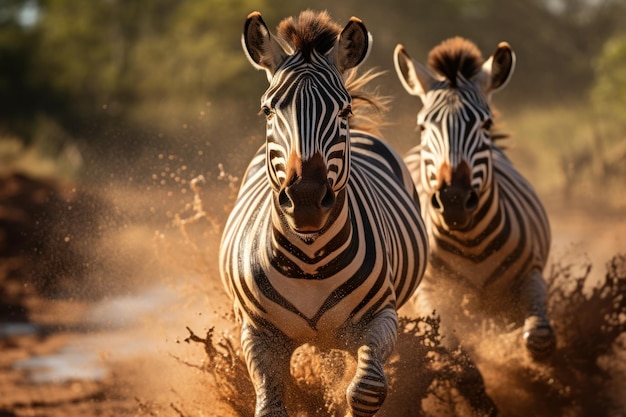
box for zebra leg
[241,322,293,417]
[519,268,556,360]
[346,307,397,417]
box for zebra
[219,10,428,417]
[393,37,556,360]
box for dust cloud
[1,154,625,417]
[124,170,626,417]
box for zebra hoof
[523,316,556,360]
[346,363,388,417]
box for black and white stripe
[395,38,556,360]
[219,11,428,417]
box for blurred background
[1,0,625,197]
[1,2,625,416]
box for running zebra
[219,11,428,417]
[393,37,556,360]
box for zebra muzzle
[432,186,478,230]
[278,180,335,233]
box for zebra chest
[269,276,349,332]
[427,223,531,291]
[228,224,391,342]
[242,252,385,342]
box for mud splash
[174,175,626,417]
[180,254,626,417]
[1,170,624,417]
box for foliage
[1,0,626,184]
[25,0,269,128]
[591,34,626,121]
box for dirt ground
[0,171,625,417]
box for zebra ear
[393,44,440,100]
[242,11,289,81]
[333,17,371,73]
[476,42,516,96]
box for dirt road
[1,172,624,417]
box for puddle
[0,322,38,338]
[13,340,108,383]
[12,284,182,383]
[86,285,178,328]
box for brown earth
[0,171,625,417]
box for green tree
[591,34,626,121]
[2,0,626,181]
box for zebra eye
[260,106,273,119]
[338,106,352,119]
[482,119,493,131]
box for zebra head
[243,11,370,234]
[394,37,515,230]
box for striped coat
[394,37,556,360]
[219,11,427,417]
[220,132,426,341]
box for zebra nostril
[465,190,479,212]
[278,188,292,210]
[431,192,443,211]
[320,185,335,210]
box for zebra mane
[277,10,387,135]
[345,68,389,135]
[490,107,510,144]
[428,37,510,142]
[277,10,341,60]
[427,37,484,88]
